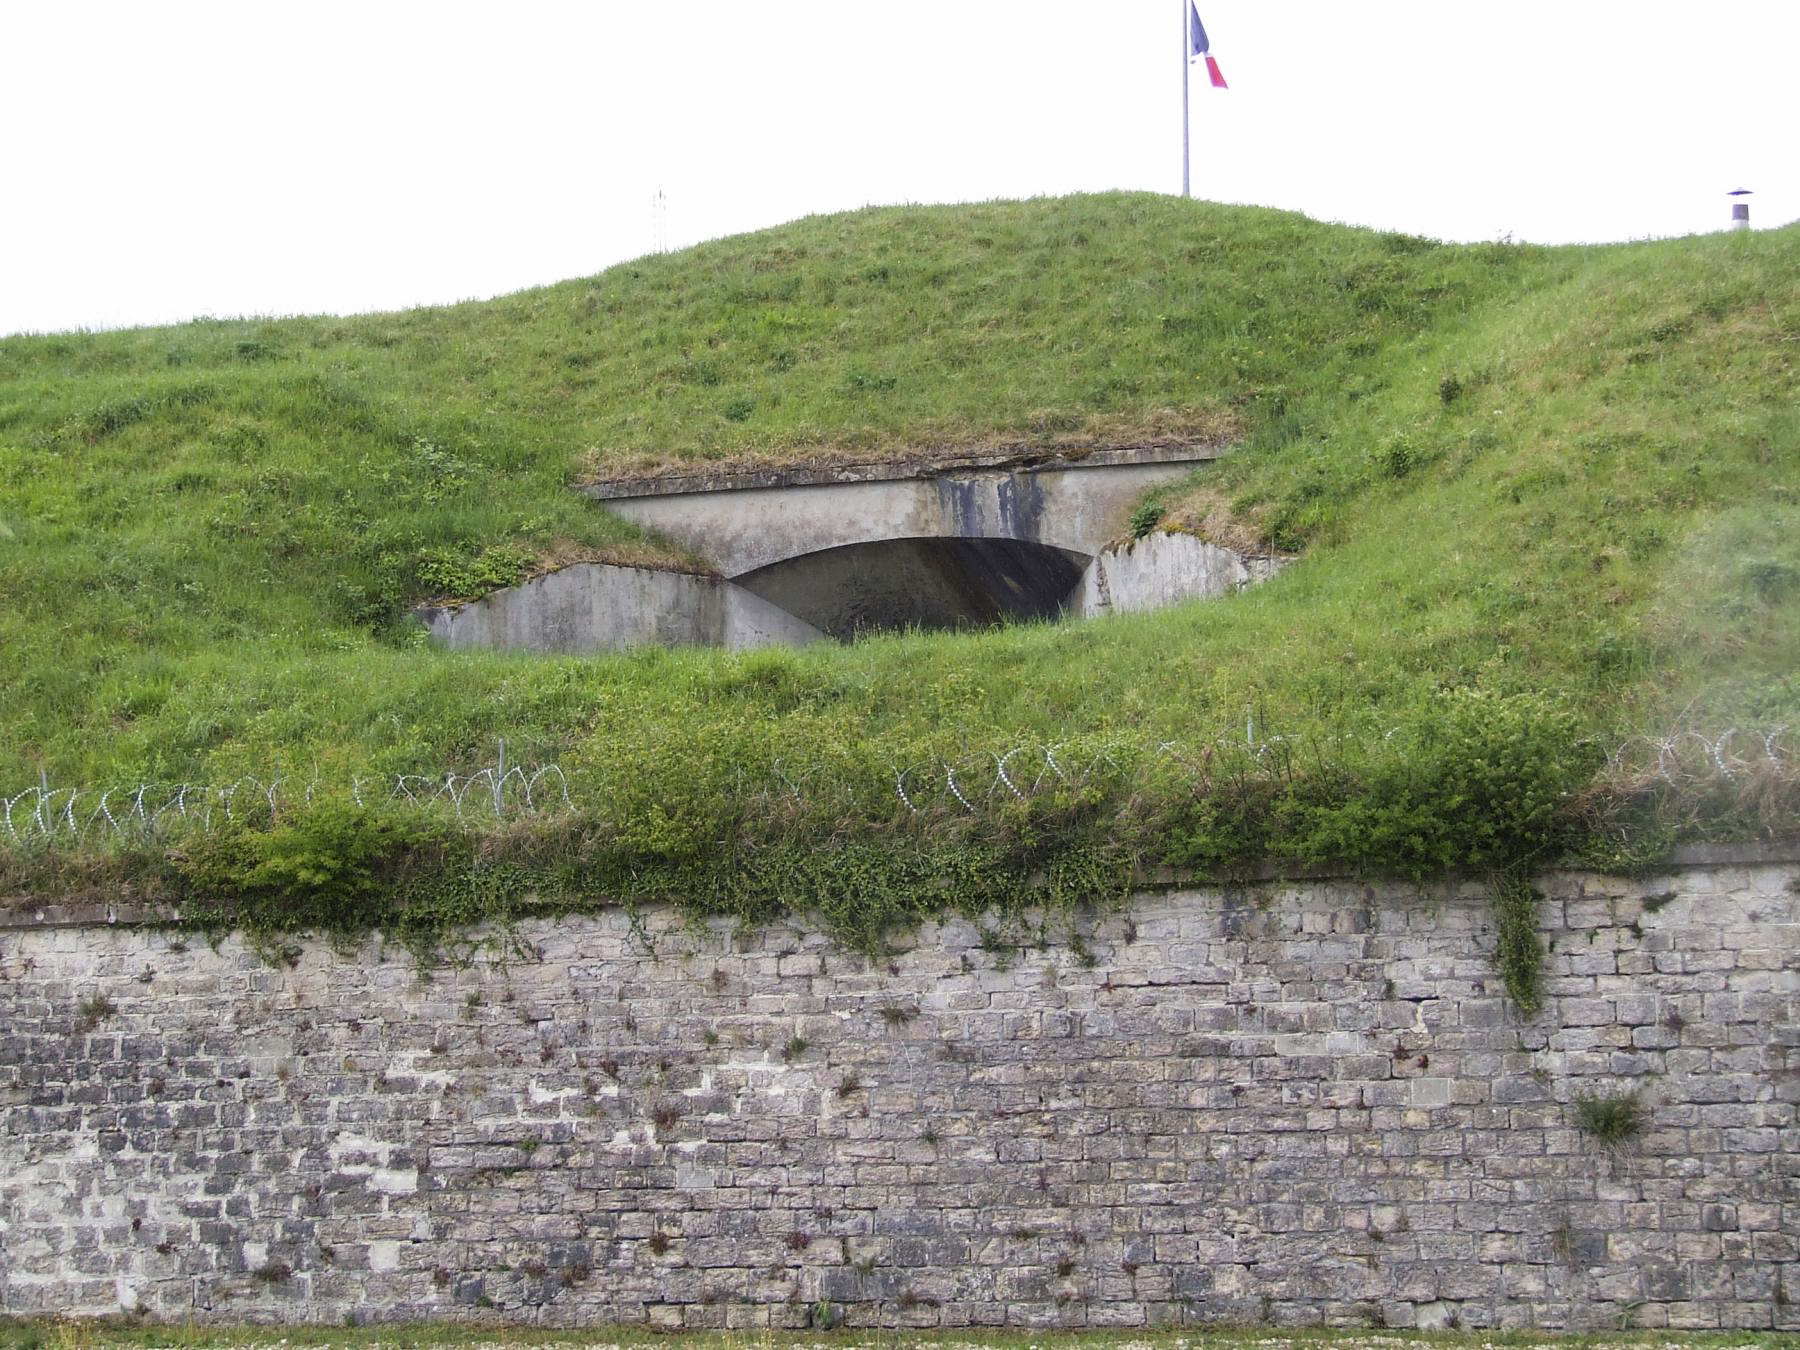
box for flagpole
[1180,0,1191,198]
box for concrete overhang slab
[584,443,1226,578]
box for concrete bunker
[419,445,1286,653]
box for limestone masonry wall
[1,861,1795,1330]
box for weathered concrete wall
[3,860,1795,1330]
[1075,532,1284,619]
[590,448,1217,578]
[418,563,822,654]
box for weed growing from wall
[1575,1091,1647,1147]
[74,994,117,1033]
[1490,871,1545,1016]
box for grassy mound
[1,193,1794,964]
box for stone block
[1408,1078,1453,1108]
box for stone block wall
[1,860,1795,1329]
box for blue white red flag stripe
[1189,4,1227,87]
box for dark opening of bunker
[733,537,1089,642]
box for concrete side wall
[3,864,1795,1330]
[720,586,828,651]
[1074,532,1285,618]
[599,460,1199,577]
[418,563,822,655]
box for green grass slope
[1,194,1794,960]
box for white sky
[3,0,1795,336]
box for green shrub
[1127,499,1164,538]
[1280,688,1592,877]
[176,799,445,934]
[414,542,535,600]
[1374,434,1421,479]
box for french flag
[1189,3,1227,88]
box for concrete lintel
[589,452,1221,578]
[582,442,1226,501]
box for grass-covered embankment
[1,194,1795,977]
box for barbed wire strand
[3,727,1789,847]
